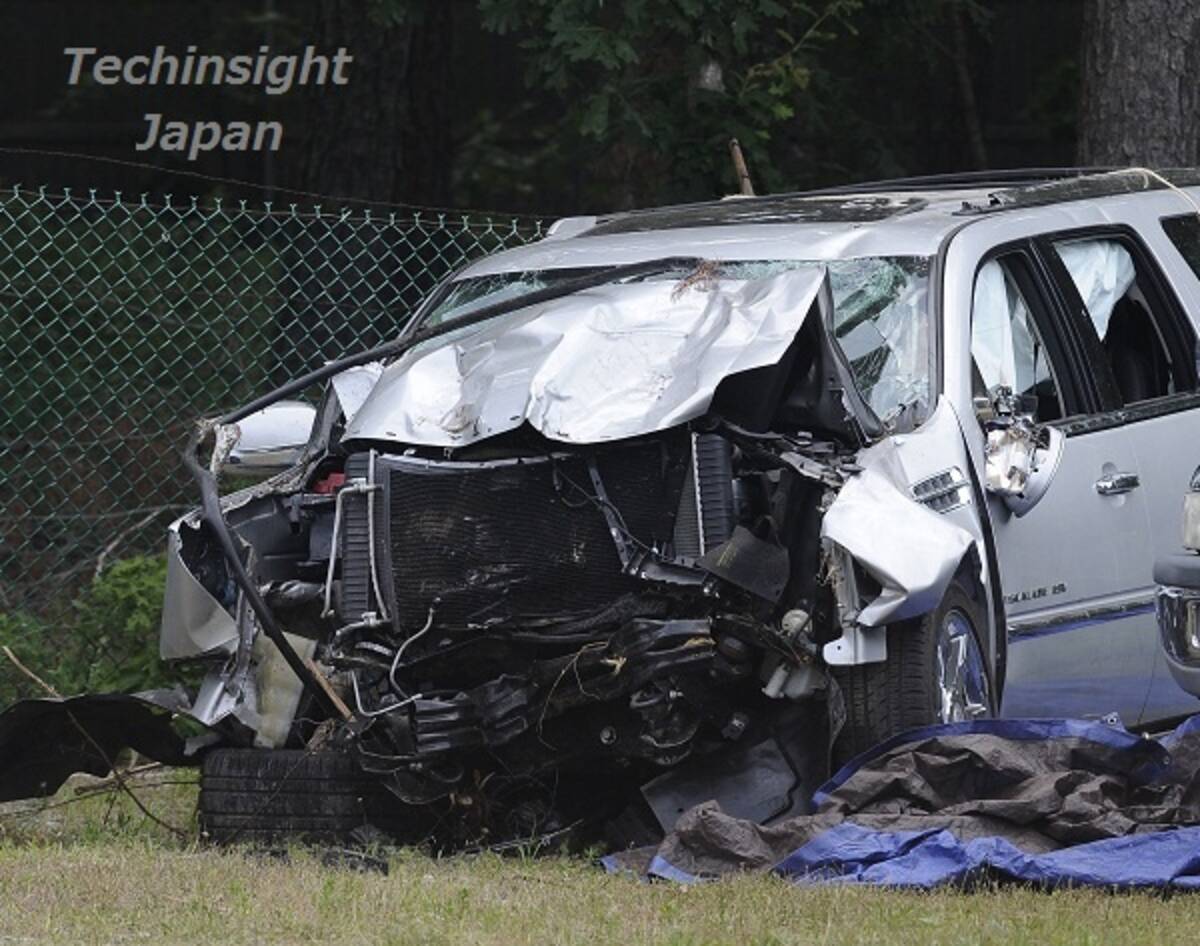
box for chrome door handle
[1095,471,1140,495]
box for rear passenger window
[1051,237,1188,403]
[970,257,1064,422]
[1162,215,1200,277]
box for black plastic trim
[1055,391,1200,437]
[790,167,1118,197]
[1154,552,1200,589]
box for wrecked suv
[39,169,1200,849]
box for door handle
[1095,471,1140,495]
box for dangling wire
[388,603,438,696]
[350,671,422,718]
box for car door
[969,245,1158,723]
[1038,223,1200,724]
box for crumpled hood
[342,266,826,447]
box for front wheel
[831,579,993,765]
[199,748,413,845]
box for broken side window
[1052,237,1178,403]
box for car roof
[460,168,1200,278]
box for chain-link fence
[0,186,544,619]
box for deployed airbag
[1054,239,1136,338]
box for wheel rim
[935,609,991,723]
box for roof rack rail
[584,167,1199,236]
[797,167,1119,197]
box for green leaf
[578,93,611,138]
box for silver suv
[141,169,1200,845]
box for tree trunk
[293,0,454,206]
[949,2,988,170]
[1077,0,1200,166]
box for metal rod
[366,450,390,622]
[182,437,342,719]
[321,479,377,619]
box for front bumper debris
[0,690,200,802]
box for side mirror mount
[981,386,1063,517]
[226,400,317,473]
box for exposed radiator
[376,441,681,632]
[336,434,726,633]
[672,433,735,561]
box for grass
[1,772,1198,945]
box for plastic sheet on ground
[604,716,1200,889]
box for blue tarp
[770,823,1200,889]
[606,715,1200,889]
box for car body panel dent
[821,461,975,629]
[820,399,990,653]
[345,267,827,447]
[330,361,384,426]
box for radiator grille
[380,446,678,632]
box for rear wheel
[831,579,993,766]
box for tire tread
[198,748,405,844]
[831,581,989,766]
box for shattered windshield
[828,257,931,425]
[426,256,931,426]
[425,267,599,325]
